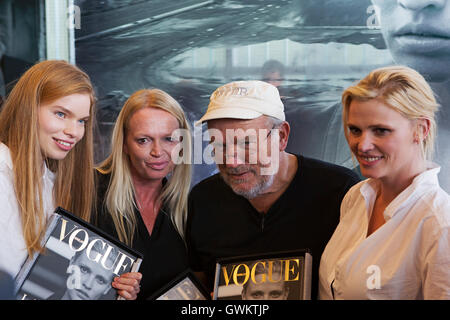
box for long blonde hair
[342,65,439,161]
[0,60,96,257]
[97,89,192,245]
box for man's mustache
[223,166,255,175]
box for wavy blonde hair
[342,65,439,161]
[97,89,192,245]
[0,60,96,257]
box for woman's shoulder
[342,179,369,202]
[420,187,450,230]
[338,179,372,219]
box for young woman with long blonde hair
[94,88,192,299]
[0,60,96,278]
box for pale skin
[130,174,163,235]
[112,107,180,299]
[207,115,298,214]
[346,99,430,236]
[111,272,142,300]
[38,93,91,164]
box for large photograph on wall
[74,0,450,190]
[0,0,44,98]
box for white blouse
[0,143,55,279]
[319,164,450,300]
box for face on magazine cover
[240,260,290,300]
[241,272,289,300]
[63,250,115,300]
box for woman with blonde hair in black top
[94,88,192,299]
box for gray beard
[224,172,275,200]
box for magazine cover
[149,269,210,300]
[213,250,312,300]
[14,207,143,300]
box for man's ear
[277,121,290,151]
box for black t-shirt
[92,172,189,300]
[186,155,360,299]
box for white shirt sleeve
[421,216,450,299]
[0,168,28,279]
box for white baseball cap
[195,80,285,125]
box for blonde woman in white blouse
[319,65,450,300]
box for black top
[92,172,189,300]
[186,155,360,299]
